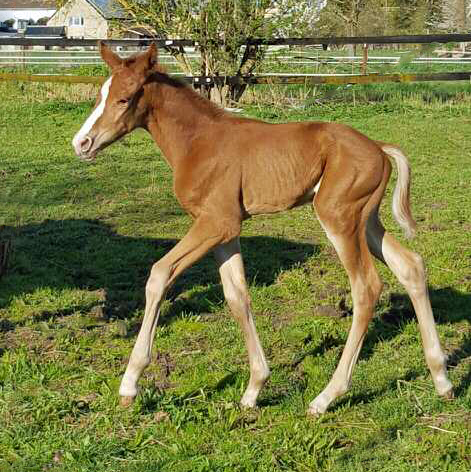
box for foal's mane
[150,65,226,119]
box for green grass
[0,80,470,472]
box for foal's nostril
[79,136,93,153]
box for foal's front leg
[214,238,270,408]
[119,217,226,406]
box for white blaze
[72,76,113,154]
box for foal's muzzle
[73,135,97,161]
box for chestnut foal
[72,43,453,415]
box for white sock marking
[72,76,113,153]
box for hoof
[240,390,258,410]
[440,388,454,400]
[307,393,329,417]
[120,395,135,408]
[240,399,256,410]
[306,406,323,418]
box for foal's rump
[308,123,417,239]
[235,119,415,240]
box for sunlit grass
[0,79,470,471]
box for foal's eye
[118,98,129,105]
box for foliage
[316,0,448,36]
[53,0,69,8]
[392,0,445,33]
[115,0,317,105]
[36,17,51,26]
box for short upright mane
[149,65,226,120]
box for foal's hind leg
[214,238,270,408]
[366,211,453,398]
[308,201,383,415]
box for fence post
[361,43,368,75]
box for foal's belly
[243,183,320,215]
[241,156,323,215]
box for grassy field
[0,79,470,472]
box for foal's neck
[145,76,225,167]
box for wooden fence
[4,50,471,67]
[2,71,471,87]
[2,34,471,87]
[2,33,471,47]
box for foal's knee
[146,262,171,299]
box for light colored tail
[380,143,417,239]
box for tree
[425,0,446,30]
[115,0,317,105]
[316,0,446,38]
[393,0,445,33]
[316,0,368,35]
[315,0,372,54]
[36,17,51,25]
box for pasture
[0,78,470,471]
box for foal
[72,43,453,415]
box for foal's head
[72,42,157,161]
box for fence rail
[2,71,471,87]
[3,33,471,48]
[3,56,471,66]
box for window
[69,17,84,26]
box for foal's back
[194,116,386,216]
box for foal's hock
[72,43,453,415]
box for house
[47,0,126,39]
[0,0,56,30]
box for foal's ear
[98,41,123,70]
[147,42,158,63]
[136,43,158,76]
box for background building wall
[48,0,108,39]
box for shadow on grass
[1,219,469,401]
[360,288,471,397]
[0,218,317,328]
[333,368,422,412]
[268,288,471,408]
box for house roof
[0,0,56,8]
[87,0,126,20]
[46,0,127,24]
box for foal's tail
[378,142,417,239]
